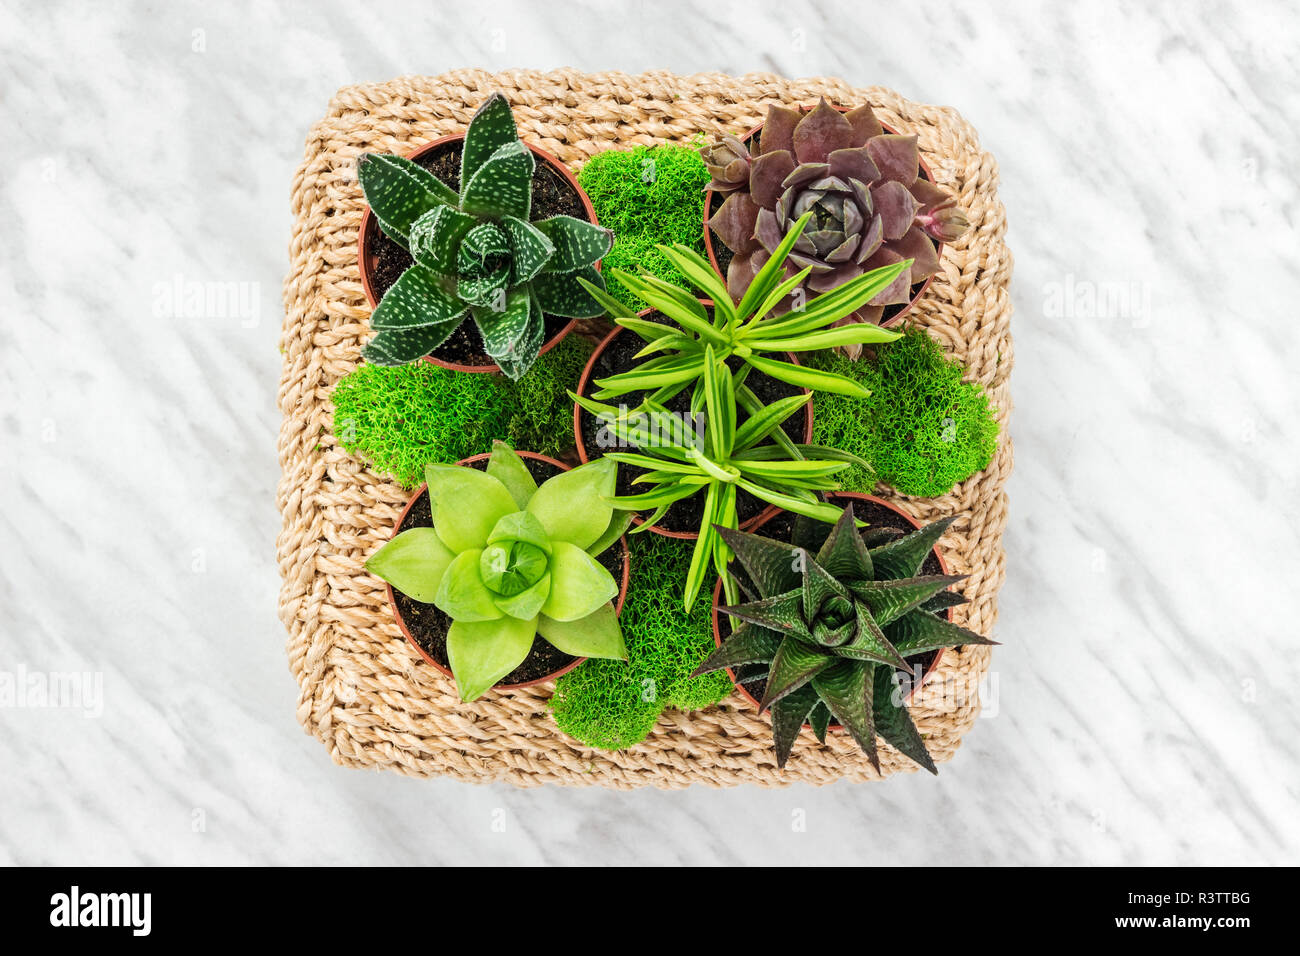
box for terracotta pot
[702,108,942,329]
[357,134,599,374]
[709,491,953,727]
[383,450,631,692]
[571,304,815,539]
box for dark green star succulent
[694,504,996,771]
[358,93,613,378]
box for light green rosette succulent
[366,442,630,700]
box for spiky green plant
[359,93,613,378]
[694,504,996,771]
[572,351,864,611]
[365,442,631,700]
[576,211,904,404]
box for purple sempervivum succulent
[706,99,969,342]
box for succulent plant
[694,504,995,770]
[699,134,752,193]
[705,98,970,338]
[572,350,865,611]
[358,93,614,379]
[578,211,906,404]
[366,442,631,700]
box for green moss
[577,144,711,310]
[550,532,733,750]
[810,326,999,498]
[330,337,591,487]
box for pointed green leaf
[752,259,912,337]
[815,505,873,580]
[770,683,819,768]
[499,291,548,380]
[808,702,832,744]
[358,153,456,244]
[693,621,783,676]
[760,635,834,710]
[658,242,737,326]
[715,525,804,599]
[733,479,853,525]
[365,527,455,604]
[532,265,607,318]
[577,275,639,320]
[620,272,711,325]
[869,516,956,580]
[500,215,555,284]
[469,284,533,366]
[363,323,462,366]
[921,589,969,613]
[446,614,537,701]
[606,483,699,511]
[702,346,734,461]
[541,541,618,621]
[584,510,633,560]
[424,463,518,553]
[615,316,683,343]
[369,262,467,330]
[461,139,534,219]
[734,459,846,481]
[593,358,704,398]
[682,482,719,611]
[632,333,696,359]
[748,265,814,327]
[485,442,539,509]
[850,574,968,627]
[751,323,902,352]
[833,603,911,671]
[735,211,813,320]
[886,608,997,657]
[744,354,871,399]
[461,93,520,185]
[538,602,626,660]
[434,549,505,622]
[791,512,831,555]
[813,659,879,769]
[409,205,476,275]
[872,666,937,773]
[616,272,728,345]
[526,456,617,550]
[535,215,614,271]
[732,394,811,452]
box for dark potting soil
[704,127,937,324]
[721,497,944,723]
[390,456,628,687]
[576,314,811,535]
[366,139,588,367]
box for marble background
[1,0,1297,865]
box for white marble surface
[1,0,1297,866]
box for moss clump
[330,337,591,487]
[577,144,711,310]
[810,326,999,497]
[550,532,733,750]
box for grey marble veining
[1,0,1297,865]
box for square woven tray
[277,69,1013,788]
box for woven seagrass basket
[277,69,1013,788]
